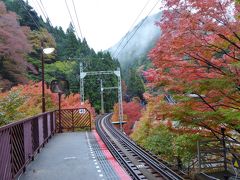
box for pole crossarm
[103,87,118,90]
[79,63,123,131]
[82,71,117,76]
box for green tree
[62,23,80,58]
[27,28,56,81]
[1,0,121,113]
[127,68,145,99]
[0,90,27,126]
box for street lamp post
[50,80,69,133]
[41,45,55,113]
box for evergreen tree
[1,0,121,112]
[3,0,44,30]
[127,68,145,99]
[63,23,79,58]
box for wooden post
[72,109,74,132]
[221,127,227,171]
[58,93,62,133]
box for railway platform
[18,131,131,180]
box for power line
[39,0,54,27]
[19,0,58,41]
[34,0,48,22]
[115,0,160,58]
[113,0,152,57]
[34,0,53,27]
[17,0,41,30]
[71,0,83,40]
[64,0,78,37]
[31,0,41,17]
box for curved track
[96,114,189,180]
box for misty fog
[109,12,162,68]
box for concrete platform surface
[19,132,130,180]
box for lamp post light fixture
[41,46,55,113]
[50,79,69,133]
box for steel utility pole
[79,63,86,104]
[79,63,124,131]
[115,68,124,132]
[41,45,45,113]
[100,80,118,115]
[100,79,104,114]
[41,42,55,112]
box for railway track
[96,114,190,180]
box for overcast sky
[26,0,162,51]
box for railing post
[72,109,74,132]
[9,127,14,179]
[58,93,62,133]
[89,112,91,131]
[0,111,56,179]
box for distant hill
[109,12,162,70]
[108,12,162,100]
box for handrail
[0,111,56,180]
[0,111,55,131]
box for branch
[219,90,240,104]
[233,32,240,42]
[198,122,221,140]
[212,104,240,111]
[185,52,226,75]
[205,41,240,62]
[195,93,217,111]
[218,34,240,50]
[199,122,240,143]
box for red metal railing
[0,108,91,179]
[0,111,56,180]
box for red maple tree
[112,99,142,135]
[147,0,240,136]
[0,2,36,90]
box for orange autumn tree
[0,82,95,126]
[148,0,240,137]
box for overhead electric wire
[34,0,48,22]
[34,0,54,30]
[113,0,152,57]
[17,0,41,30]
[30,0,54,29]
[19,0,58,40]
[31,0,41,18]
[39,0,54,27]
[115,0,160,58]
[71,0,83,40]
[64,0,78,37]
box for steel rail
[103,115,183,180]
[96,114,187,180]
[95,115,142,179]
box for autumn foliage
[112,98,142,135]
[0,2,33,90]
[0,82,95,126]
[143,0,240,137]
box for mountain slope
[109,12,162,69]
[109,12,162,99]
